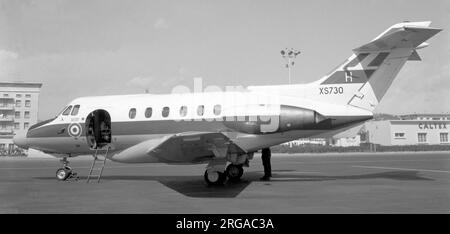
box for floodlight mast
[280,48,301,84]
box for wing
[111,132,247,163]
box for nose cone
[13,131,29,149]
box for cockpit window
[62,106,73,116]
[71,105,80,116]
[55,106,68,117]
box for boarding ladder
[86,146,110,183]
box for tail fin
[319,21,441,111]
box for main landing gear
[204,164,244,186]
[56,157,78,181]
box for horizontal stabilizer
[354,21,442,52]
[408,50,421,61]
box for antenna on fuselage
[280,48,301,84]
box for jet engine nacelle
[223,105,331,134]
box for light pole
[280,48,301,84]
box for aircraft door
[85,109,111,149]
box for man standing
[260,148,272,181]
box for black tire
[226,164,244,182]
[56,168,71,181]
[204,170,226,186]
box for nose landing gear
[56,157,79,181]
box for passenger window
[129,108,136,119]
[71,105,80,116]
[162,107,170,118]
[62,106,73,116]
[179,106,187,117]
[213,104,221,115]
[145,107,153,118]
[197,105,204,116]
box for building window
[71,105,80,116]
[162,107,170,118]
[15,100,21,107]
[15,111,20,119]
[145,107,153,118]
[14,123,20,130]
[24,122,29,129]
[25,94,31,98]
[3,94,8,97]
[179,106,187,117]
[213,104,221,115]
[418,133,427,143]
[197,105,204,116]
[129,108,136,119]
[24,111,30,119]
[440,133,448,143]
[394,132,405,138]
[25,100,31,107]
[62,106,72,116]
[16,94,21,98]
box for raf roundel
[68,123,82,138]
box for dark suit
[261,148,272,178]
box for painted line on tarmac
[0,164,183,170]
[274,171,323,174]
[287,159,445,165]
[269,178,301,181]
[352,165,450,174]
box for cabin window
[145,107,153,118]
[213,104,221,115]
[62,106,72,116]
[197,105,204,116]
[71,105,80,116]
[129,108,136,119]
[162,107,170,118]
[179,106,187,117]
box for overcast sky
[0,0,449,120]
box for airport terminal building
[281,114,450,148]
[361,114,450,146]
[0,82,42,154]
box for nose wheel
[56,167,72,181]
[56,157,78,181]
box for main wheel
[56,168,71,181]
[226,164,244,182]
[204,170,226,186]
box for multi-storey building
[0,82,42,154]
